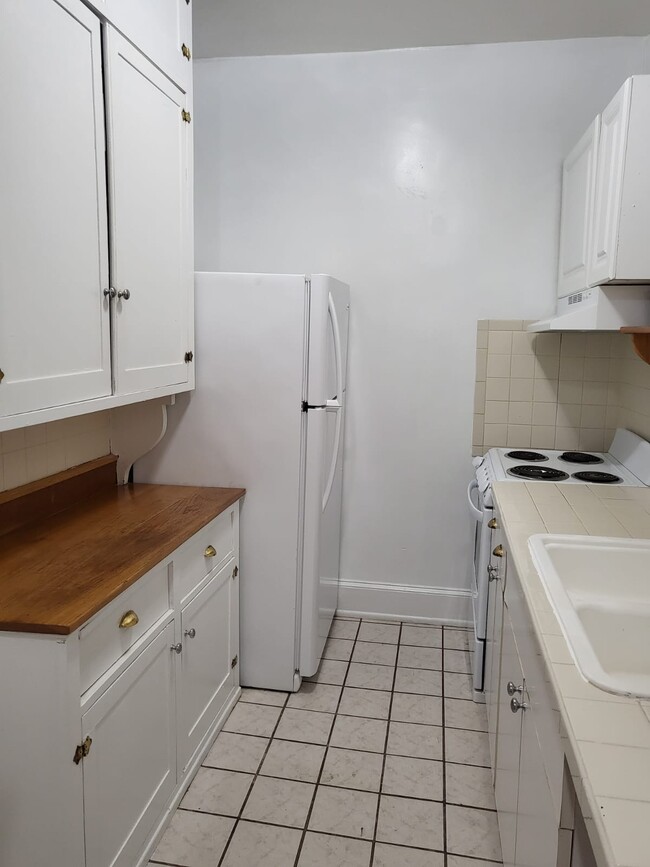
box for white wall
[193,1,650,58]
[194,37,645,618]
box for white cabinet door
[514,685,558,867]
[0,0,111,418]
[485,534,505,778]
[82,624,176,867]
[101,0,192,91]
[104,28,192,396]
[557,118,599,298]
[494,610,523,867]
[177,560,237,773]
[587,79,632,287]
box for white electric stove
[467,428,650,700]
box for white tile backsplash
[0,411,112,493]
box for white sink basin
[528,535,650,699]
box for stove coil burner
[508,465,569,481]
[572,471,622,484]
[505,450,548,462]
[559,451,603,465]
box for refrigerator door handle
[329,292,344,402]
[322,399,342,511]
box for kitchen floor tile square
[286,682,342,713]
[308,785,378,839]
[444,629,471,651]
[397,645,442,670]
[323,637,355,661]
[376,794,444,850]
[239,688,288,706]
[241,775,314,827]
[259,739,326,783]
[180,768,253,817]
[401,624,443,648]
[222,701,282,737]
[150,809,235,867]
[320,746,383,791]
[202,732,269,774]
[305,658,348,685]
[357,621,400,644]
[444,648,473,673]
[274,708,335,745]
[328,618,360,640]
[446,762,497,809]
[390,692,442,725]
[373,842,445,867]
[351,641,398,666]
[444,697,488,732]
[329,714,388,753]
[338,686,391,719]
[381,754,444,800]
[297,832,372,866]
[220,820,302,867]
[346,661,395,690]
[445,728,492,767]
[394,666,443,696]
[446,804,502,861]
[386,721,443,760]
[444,672,474,700]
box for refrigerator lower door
[299,400,345,678]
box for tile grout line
[290,615,364,867]
[442,625,448,867]
[369,619,402,866]
[215,688,291,867]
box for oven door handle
[467,479,484,523]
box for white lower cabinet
[177,559,239,773]
[0,504,240,867]
[82,623,176,867]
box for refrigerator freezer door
[307,276,350,405]
[300,399,347,677]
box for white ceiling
[193,0,650,58]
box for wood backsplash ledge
[0,455,118,538]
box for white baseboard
[337,579,473,627]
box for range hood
[528,286,650,332]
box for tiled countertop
[492,481,650,867]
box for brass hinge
[184,351,194,363]
[181,43,191,60]
[73,735,92,765]
[181,109,192,124]
[231,655,238,669]
[232,565,239,579]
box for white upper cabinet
[558,75,650,296]
[0,0,112,417]
[588,76,650,287]
[557,119,599,299]
[105,29,192,394]
[87,0,192,91]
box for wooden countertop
[0,483,245,635]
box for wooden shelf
[620,327,650,365]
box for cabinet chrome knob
[170,643,183,654]
[510,696,527,714]
[488,518,498,530]
[103,287,117,299]
[487,565,499,582]
[507,681,523,696]
[492,544,504,558]
[184,628,196,639]
[117,289,131,300]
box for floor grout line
[442,625,449,867]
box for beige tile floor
[150,618,504,867]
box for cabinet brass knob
[119,610,139,629]
[510,696,526,714]
[181,43,191,60]
[488,518,498,530]
[492,544,504,558]
[204,545,217,558]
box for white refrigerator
[135,272,350,692]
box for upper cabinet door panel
[0,0,111,418]
[105,28,191,395]
[557,118,599,299]
[87,0,191,91]
[587,78,632,287]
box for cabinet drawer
[79,563,170,694]
[174,509,236,604]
